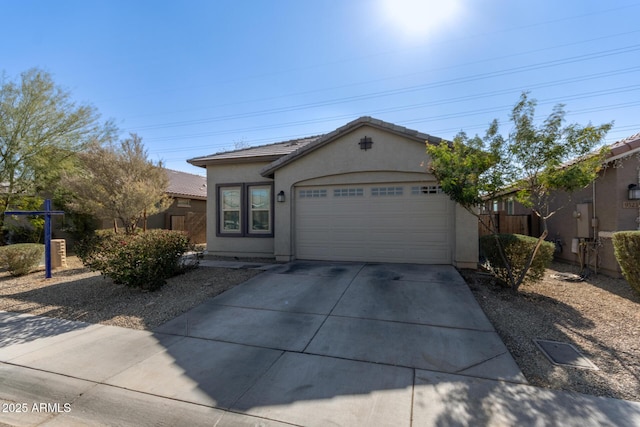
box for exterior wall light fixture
[628,184,640,200]
[277,190,286,203]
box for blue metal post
[4,199,64,279]
[44,199,52,279]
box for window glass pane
[251,211,270,231]
[249,186,271,233]
[223,211,240,230]
[251,188,269,209]
[220,187,241,233]
[222,189,240,209]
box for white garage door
[295,184,453,264]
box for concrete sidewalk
[1,261,639,426]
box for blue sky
[2,0,640,175]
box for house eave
[188,155,284,168]
[606,145,640,164]
[167,192,206,201]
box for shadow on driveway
[2,261,639,426]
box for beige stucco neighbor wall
[543,155,640,277]
[270,125,479,268]
[205,161,275,257]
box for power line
[127,44,640,133]
[122,28,640,122]
[147,79,640,150]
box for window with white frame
[249,186,271,233]
[217,184,273,237]
[220,187,241,233]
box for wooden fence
[479,211,538,237]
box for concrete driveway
[1,261,639,426]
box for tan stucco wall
[543,155,640,277]
[455,204,479,269]
[205,161,275,257]
[271,125,478,267]
[615,156,640,230]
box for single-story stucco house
[187,116,478,268]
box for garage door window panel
[372,187,404,196]
[412,185,443,195]
[334,188,363,197]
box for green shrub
[3,224,42,244]
[0,243,45,276]
[612,231,640,294]
[77,230,198,291]
[479,233,555,286]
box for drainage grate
[533,339,598,370]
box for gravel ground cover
[0,256,262,330]
[462,262,640,402]
[1,256,638,401]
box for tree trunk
[511,229,548,293]
[480,208,517,290]
[510,216,549,293]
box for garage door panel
[295,184,453,264]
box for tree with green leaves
[64,134,170,234]
[0,68,115,242]
[427,92,611,292]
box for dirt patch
[0,256,262,330]
[462,261,640,402]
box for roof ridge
[610,131,640,147]
[165,168,206,178]
[197,135,324,159]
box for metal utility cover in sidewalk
[534,339,598,370]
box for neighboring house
[487,131,640,278]
[145,169,207,243]
[96,169,207,243]
[187,116,478,267]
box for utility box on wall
[575,203,593,238]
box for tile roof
[188,117,443,170]
[187,136,321,166]
[607,131,640,159]
[165,169,207,199]
[488,130,640,198]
